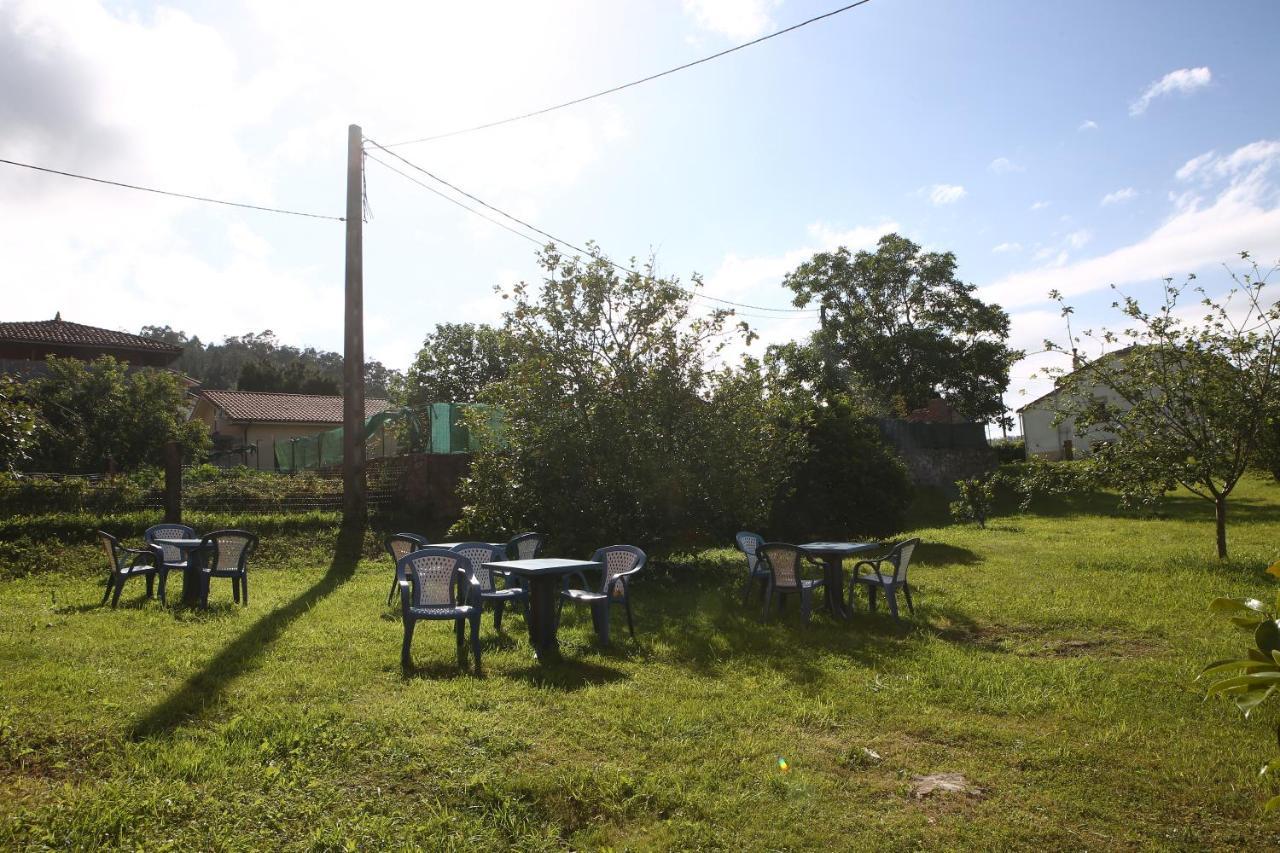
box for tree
[26,356,208,473]
[237,359,340,395]
[400,323,512,407]
[783,233,1019,424]
[0,374,41,472]
[454,246,789,555]
[1046,255,1280,559]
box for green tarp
[275,403,500,472]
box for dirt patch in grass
[934,622,1163,659]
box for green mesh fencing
[275,404,499,472]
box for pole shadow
[129,522,363,740]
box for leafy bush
[950,475,995,528]
[990,438,1026,464]
[1200,563,1280,811]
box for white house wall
[1021,380,1126,460]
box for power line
[381,0,875,147]
[364,137,819,316]
[0,157,345,222]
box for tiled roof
[199,389,391,424]
[0,317,183,355]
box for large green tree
[783,233,1019,424]
[400,323,512,407]
[26,356,208,473]
[1047,256,1280,559]
[0,374,41,472]
[454,247,794,555]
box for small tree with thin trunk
[1045,254,1280,559]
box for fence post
[164,441,182,523]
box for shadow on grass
[912,542,981,566]
[506,657,628,691]
[129,523,363,740]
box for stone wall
[876,418,996,493]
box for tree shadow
[911,542,982,566]
[505,657,628,691]
[129,523,363,740]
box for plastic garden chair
[385,533,430,606]
[559,545,646,646]
[505,532,545,561]
[735,531,769,605]
[97,531,160,608]
[450,541,528,631]
[197,530,257,609]
[757,542,825,624]
[144,523,196,605]
[397,548,482,671]
[850,538,921,619]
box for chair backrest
[450,542,505,592]
[589,545,646,598]
[506,532,545,561]
[398,548,467,608]
[145,524,196,564]
[201,530,257,573]
[98,531,123,571]
[735,531,764,574]
[385,533,429,564]
[885,538,921,583]
[758,542,805,590]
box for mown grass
[4,478,1280,849]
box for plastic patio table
[798,541,880,619]
[485,557,603,661]
[152,537,210,607]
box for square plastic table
[799,541,880,618]
[486,557,603,660]
[152,537,209,607]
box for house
[0,314,183,375]
[1018,348,1134,460]
[190,389,395,470]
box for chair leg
[593,602,611,646]
[762,583,773,622]
[111,575,125,608]
[903,583,915,614]
[387,578,398,607]
[401,618,416,669]
[158,568,168,605]
[886,589,900,620]
[232,577,240,604]
[867,586,877,613]
[102,573,113,605]
[200,575,210,610]
[146,574,155,598]
[454,617,465,648]
[470,614,482,672]
[624,596,635,637]
[494,599,505,632]
[240,573,248,606]
[800,589,812,625]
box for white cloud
[926,184,967,205]
[1065,229,1092,250]
[980,138,1280,309]
[992,242,1022,254]
[1100,187,1138,206]
[682,0,777,41]
[1130,66,1212,116]
[989,157,1024,174]
[1078,119,1098,131]
[1177,140,1280,183]
[1029,200,1050,211]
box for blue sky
[3,0,1279,428]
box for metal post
[343,124,366,524]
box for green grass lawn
[4,479,1280,849]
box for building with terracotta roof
[190,389,395,470]
[0,314,183,374]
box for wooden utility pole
[342,124,366,523]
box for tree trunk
[1215,496,1228,560]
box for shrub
[950,475,995,528]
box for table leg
[525,575,562,660]
[181,547,205,608]
[825,557,849,619]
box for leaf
[1199,659,1278,680]
[1207,672,1280,696]
[1232,614,1268,629]
[1249,648,1272,663]
[1258,620,1280,656]
[1237,686,1278,716]
[1267,560,1280,578]
[1212,597,1268,615]
[1266,793,1280,814]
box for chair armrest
[398,579,412,614]
[852,559,888,582]
[605,566,643,595]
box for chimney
[1071,347,1082,369]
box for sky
[3,0,1279,432]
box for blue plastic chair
[197,530,257,608]
[385,533,429,606]
[735,531,769,605]
[397,548,483,672]
[97,531,160,608]
[451,541,528,631]
[757,542,825,624]
[559,545,646,646]
[144,523,196,605]
[850,538,921,619]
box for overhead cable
[0,157,345,222]
[381,0,874,147]
[364,138,819,316]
